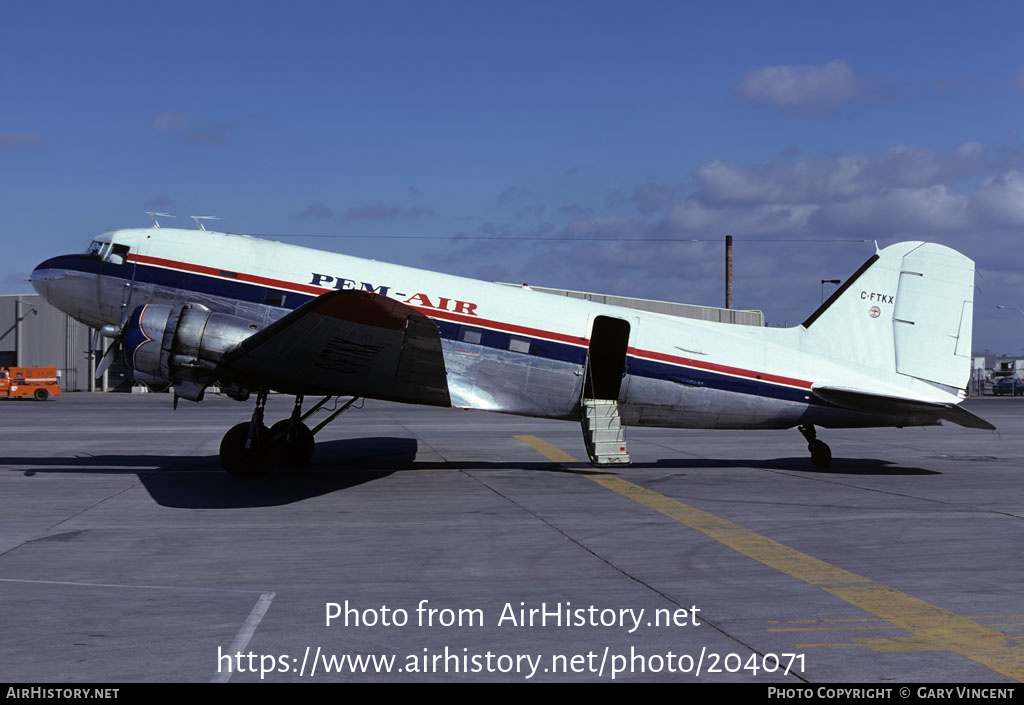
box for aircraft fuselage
[31,228,962,433]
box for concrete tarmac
[0,393,1021,683]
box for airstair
[581,397,631,466]
[580,316,632,466]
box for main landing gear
[798,424,832,468]
[218,391,359,478]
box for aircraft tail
[798,241,976,394]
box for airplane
[30,226,994,477]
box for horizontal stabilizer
[812,386,995,430]
[222,290,451,405]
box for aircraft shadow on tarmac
[4,437,595,509]
[4,437,938,509]
[633,457,940,476]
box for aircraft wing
[221,290,451,406]
[811,386,995,430]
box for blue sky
[3,1,1024,353]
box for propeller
[94,322,125,378]
[94,297,136,379]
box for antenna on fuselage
[146,212,175,228]
[190,215,220,231]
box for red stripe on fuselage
[126,253,813,390]
[627,347,813,390]
[128,253,590,346]
[130,254,327,296]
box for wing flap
[812,385,994,430]
[223,290,451,406]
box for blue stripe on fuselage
[625,356,814,404]
[35,253,131,279]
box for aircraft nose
[29,257,59,298]
[29,254,108,327]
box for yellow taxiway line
[515,435,1022,682]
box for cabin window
[460,328,482,345]
[264,290,287,307]
[509,336,531,354]
[86,241,107,258]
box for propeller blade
[95,314,131,380]
[95,340,119,378]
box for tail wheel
[34,388,49,401]
[809,439,832,468]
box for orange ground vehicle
[0,367,61,401]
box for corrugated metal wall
[0,294,95,391]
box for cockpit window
[85,240,130,263]
[108,244,130,265]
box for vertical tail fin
[798,242,975,391]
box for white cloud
[970,171,1024,226]
[662,199,818,237]
[697,156,871,204]
[696,143,984,206]
[860,142,983,188]
[736,60,860,112]
[810,186,969,236]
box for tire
[809,439,832,468]
[33,388,49,401]
[269,420,315,467]
[219,422,273,478]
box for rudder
[891,244,975,388]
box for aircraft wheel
[270,420,315,466]
[220,422,273,478]
[34,388,49,401]
[808,439,832,468]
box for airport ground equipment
[0,366,61,401]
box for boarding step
[584,414,621,434]
[581,398,631,466]
[589,428,626,443]
[583,400,621,418]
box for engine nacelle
[123,303,262,400]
